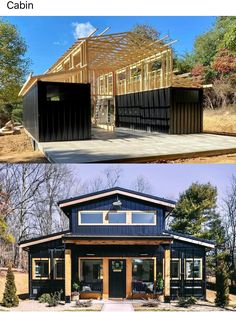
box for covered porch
[63,236,173,302]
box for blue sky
[70,164,235,212]
[3,16,216,75]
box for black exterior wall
[115,87,203,134]
[23,81,91,142]
[26,238,206,300]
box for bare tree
[0,164,80,267]
[130,175,152,194]
[224,175,236,273]
[102,166,123,188]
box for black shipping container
[23,81,91,142]
[115,87,203,134]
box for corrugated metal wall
[115,88,170,133]
[170,88,203,134]
[115,87,203,134]
[23,83,39,141]
[23,81,91,142]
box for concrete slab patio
[102,301,134,312]
[37,127,236,163]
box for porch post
[103,258,109,299]
[65,249,71,303]
[164,248,170,302]
[126,258,132,298]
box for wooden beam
[126,258,132,298]
[103,258,109,299]
[65,249,71,302]
[164,249,170,298]
[63,239,173,245]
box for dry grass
[0,269,28,302]
[204,107,236,133]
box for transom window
[78,210,156,225]
[33,258,50,279]
[108,212,126,224]
[185,259,202,280]
[132,212,155,224]
[80,212,103,224]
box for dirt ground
[0,269,28,302]
[0,131,47,163]
[0,108,236,163]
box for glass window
[171,259,180,279]
[132,259,154,282]
[34,259,49,279]
[80,212,103,224]
[185,259,202,279]
[54,259,64,279]
[132,212,155,224]
[108,212,126,224]
[80,260,103,283]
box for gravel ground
[0,300,102,311]
[1,298,235,312]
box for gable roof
[58,187,176,210]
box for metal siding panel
[24,81,91,142]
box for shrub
[46,290,63,307]
[177,296,197,308]
[75,299,92,307]
[38,293,51,303]
[142,299,160,307]
[215,259,229,307]
[2,265,19,308]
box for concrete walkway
[37,127,236,163]
[102,301,134,312]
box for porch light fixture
[140,253,148,256]
[86,253,95,256]
[112,196,122,210]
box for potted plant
[71,282,80,301]
[156,273,164,294]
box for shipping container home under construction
[23,81,91,142]
[115,87,203,134]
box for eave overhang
[58,187,176,212]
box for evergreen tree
[170,182,217,237]
[2,265,19,307]
[215,256,229,307]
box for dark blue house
[19,187,214,302]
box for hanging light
[112,195,122,210]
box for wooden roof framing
[19,30,201,97]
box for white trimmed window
[78,210,156,225]
[185,258,202,280]
[170,258,181,280]
[32,258,50,280]
[54,258,65,279]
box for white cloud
[72,22,96,39]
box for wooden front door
[109,259,126,298]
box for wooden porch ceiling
[62,236,173,245]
